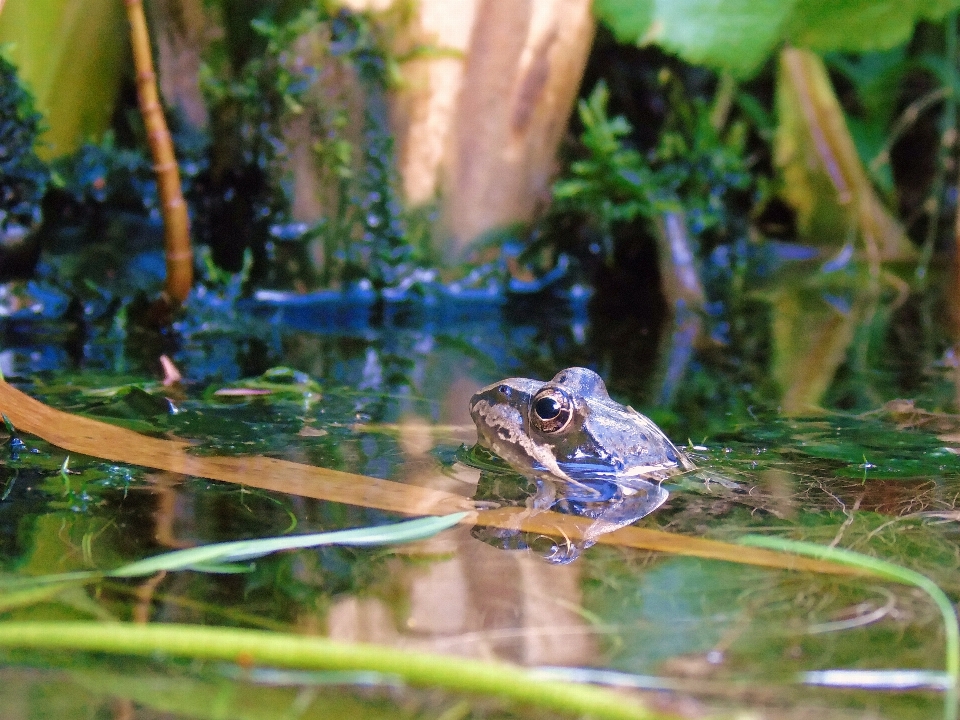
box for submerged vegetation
[5,0,960,718]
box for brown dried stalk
[0,377,870,578]
[125,0,193,304]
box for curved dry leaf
[0,380,867,577]
[775,48,916,262]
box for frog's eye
[531,389,574,434]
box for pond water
[1,286,959,719]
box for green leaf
[182,562,255,574]
[593,0,655,44]
[107,514,467,578]
[654,0,790,77]
[0,0,128,158]
[594,0,793,78]
[785,0,960,52]
[594,0,960,78]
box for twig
[652,211,706,310]
[124,0,193,304]
[869,87,951,174]
[709,72,736,132]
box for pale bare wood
[360,0,594,259]
[0,380,869,577]
[388,0,479,207]
[437,0,595,259]
[229,0,593,260]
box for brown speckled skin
[469,367,693,487]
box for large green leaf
[594,0,960,77]
[0,0,127,158]
[785,0,960,52]
[595,0,791,77]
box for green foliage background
[595,0,960,76]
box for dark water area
[1,278,960,719]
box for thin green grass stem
[0,621,661,720]
[740,534,959,720]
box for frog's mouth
[470,397,576,482]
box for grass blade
[0,621,663,720]
[739,534,959,720]
[108,513,467,578]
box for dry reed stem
[125,0,193,304]
[0,379,867,577]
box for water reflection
[3,280,960,717]
[468,456,669,564]
[325,526,599,666]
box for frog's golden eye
[531,388,574,434]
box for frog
[467,367,694,562]
[469,366,695,490]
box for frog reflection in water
[469,367,694,562]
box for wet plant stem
[125,0,193,304]
[920,11,958,288]
[709,72,736,132]
[739,535,959,720]
[0,622,661,720]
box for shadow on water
[1,273,960,718]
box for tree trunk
[380,0,595,260]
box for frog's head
[469,367,692,484]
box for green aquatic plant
[739,534,960,720]
[112,512,467,576]
[0,621,665,720]
[593,0,960,78]
[0,513,467,590]
[552,81,752,267]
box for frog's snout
[467,392,484,424]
